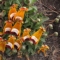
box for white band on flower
[11,28,19,35]
[14,42,20,48]
[15,16,23,20]
[31,36,38,42]
[5,27,11,32]
[6,42,13,49]
[23,36,29,40]
[10,13,16,18]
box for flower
[6,36,16,49]
[0,40,6,53]
[38,45,49,56]
[8,4,17,21]
[11,21,22,36]
[30,27,46,44]
[22,28,31,41]
[14,7,28,21]
[14,38,23,50]
[3,20,13,33]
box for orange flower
[6,36,16,49]
[14,38,23,50]
[3,20,13,33]
[8,4,17,21]
[11,21,22,36]
[38,45,49,56]
[30,27,46,44]
[22,28,31,41]
[0,40,6,53]
[14,7,28,21]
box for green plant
[0,0,49,59]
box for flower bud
[54,32,58,36]
[37,18,41,22]
[55,18,59,23]
[43,33,48,37]
[49,24,53,29]
[57,15,60,19]
[22,45,26,50]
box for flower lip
[24,37,36,44]
[5,31,11,34]
[11,32,18,36]
[14,42,20,49]
[23,36,30,41]
[6,45,12,50]
[14,45,18,50]
[5,28,11,32]
[11,28,19,36]
[31,36,38,42]
[15,16,23,21]
[10,13,15,18]
[29,38,36,44]
[6,42,14,50]
[24,38,30,41]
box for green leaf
[28,6,37,12]
[5,48,12,56]
[41,38,45,42]
[12,49,17,53]
[38,40,43,47]
[2,33,9,39]
[15,0,20,5]
[3,10,7,17]
[29,0,37,5]
[4,0,12,5]
[12,49,17,55]
[28,6,37,14]
[24,0,29,5]
[12,0,21,5]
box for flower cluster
[0,4,49,57]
